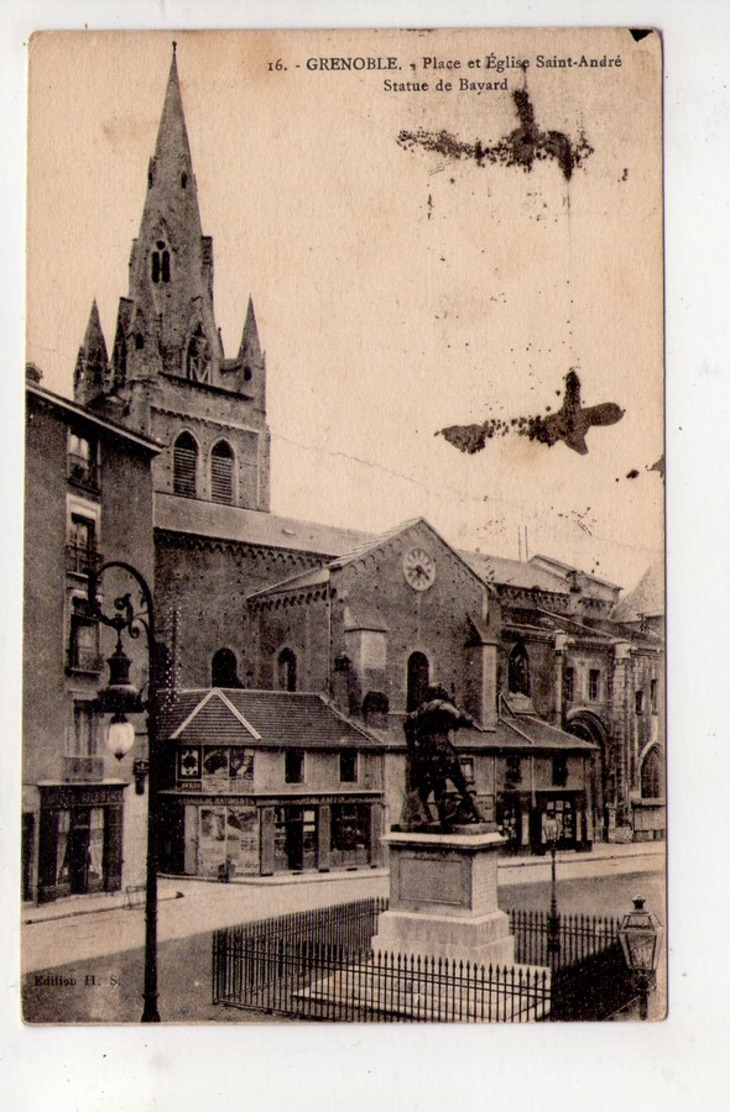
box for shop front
[35,783,126,903]
[496,789,591,854]
[159,792,382,878]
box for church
[24,46,663,896]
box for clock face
[402,547,436,591]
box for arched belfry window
[211,440,234,504]
[151,240,171,284]
[508,642,531,697]
[406,651,430,712]
[277,648,297,693]
[640,746,664,799]
[186,325,211,383]
[212,648,242,688]
[173,432,198,498]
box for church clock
[402,547,436,592]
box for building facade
[46,46,664,888]
[23,374,160,903]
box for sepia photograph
[20,25,668,1031]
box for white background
[3,2,728,1111]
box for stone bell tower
[73,43,271,511]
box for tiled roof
[158,689,380,749]
[612,559,665,622]
[154,492,374,555]
[460,551,568,594]
[372,714,596,753]
[247,565,330,600]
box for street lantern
[88,561,161,1023]
[618,897,664,1020]
[543,813,561,963]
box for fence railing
[509,908,618,970]
[211,898,633,1022]
[212,934,551,1022]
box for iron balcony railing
[63,754,105,782]
[65,544,104,576]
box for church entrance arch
[565,709,609,841]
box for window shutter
[211,443,234,504]
[173,435,198,497]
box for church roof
[612,559,665,622]
[154,492,373,555]
[460,551,568,594]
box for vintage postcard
[22,27,664,1025]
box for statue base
[372,829,514,966]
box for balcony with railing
[66,642,105,675]
[67,451,100,494]
[65,543,104,577]
[63,754,106,782]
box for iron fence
[212,933,551,1022]
[211,898,633,1022]
[509,908,618,970]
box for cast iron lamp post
[617,896,664,1021]
[87,562,161,1023]
[543,813,561,964]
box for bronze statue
[401,685,484,831]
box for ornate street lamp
[618,896,664,1021]
[543,813,561,963]
[88,562,161,1023]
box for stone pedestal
[372,828,514,966]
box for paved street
[21,844,665,1024]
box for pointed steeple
[239,296,264,364]
[74,300,109,405]
[126,42,221,382]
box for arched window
[186,324,210,383]
[151,239,171,284]
[173,432,198,498]
[640,746,664,799]
[406,651,430,712]
[508,643,531,697]
[277,648,297,693]
[211,648,242,688]
[211,440,234,504]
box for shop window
[563,665,575,703]
[505,755,522,784]
[339,751,358,783]
[640,746,663,799]
[650,678,658,715]
[186,324,211,383]
[211,647,242,688]
[330,803,371,868]
[508,643,531,697]
[67,431,99,491]
[173,432,198,497]
[274,805,317,872]
[211,440,234,504]
[285,750,304,784]
[635,690,644,716]
[588,669,601,702]
[552,754,568,787]
[277,648,297,693]
[406,651,430,712]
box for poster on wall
[22,27,664,1025]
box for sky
[26,28,664,592]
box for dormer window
[186,325,211,383]
[151,240,171,284]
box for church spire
[74,299,109,406]
[125,42,220,382]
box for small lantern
[618,896,664,1019]
[107,712,136,760]
[618,897,664,974]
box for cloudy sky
[26,27,663,590]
